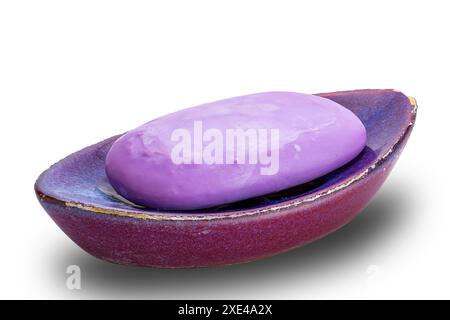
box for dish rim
[35,89,417,221]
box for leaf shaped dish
[35,89,417,268]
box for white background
[0,0,448,299]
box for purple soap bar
[105,92,366,210]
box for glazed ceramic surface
[35,89,417,268]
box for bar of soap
[105,92,366,210]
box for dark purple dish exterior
[35,89,417,268]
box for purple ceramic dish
[35,89,417,268]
